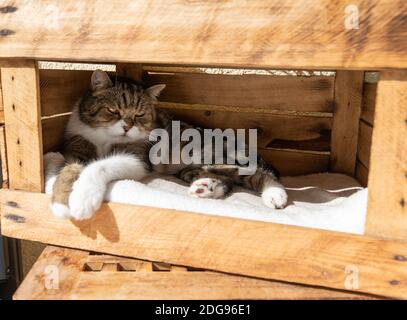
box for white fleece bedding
[44,153,368,235]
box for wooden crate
[14,246,378,300]
[0,0,406,299]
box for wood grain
[39,69,334,115]
[41,114,70,153]
[0,71,4,124]
[0,1,406,69]
[0,60,44,191]
[39,69,92,117]
[145,72,335,113]
[166,108,332,151]
[357,121,373,169]
[330,71,364,175]
[365,71,407,241]
[0,125,8,188]
[355,161,368,187]
[259,148,329,176]
[361,83,377,126]
[14,246,378,300]
[1,190,407,299]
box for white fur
[68,153,149,220]
[261,180,288,209]
[66,107,148,157]
[188,178,226,199]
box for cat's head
[78,69,165,143]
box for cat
[50,70,288,220]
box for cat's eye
[134,113,145,119]
[106,107,120,115]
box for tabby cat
[50,70,287,220]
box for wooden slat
[39,69,92,117]
[361,83,377,126]
[41,114,70,153]
[146,72,334,113]
[0,126,8,188]
[1,190,407,299]
[329,71,364,175]
[365,71,407,241]
[0,1,406,69]
[13,246,88,299]
[259,148,329,176]
[0,60,44,191]
[357,121,373,169]
[14,246,377,300]
[355,161,368,187]
[39,69,334,116]
[0,71,4,124]
[165,108,332,151]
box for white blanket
[45,153,367,235]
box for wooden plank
[0,126,8,188]
[259,148,329,176]
[1,60,46,279]
[361,83,377,125]
[330,71,364,175]
[41,114,70,153]
[166,108,332,151]
[0,60,44,191]
[0,71,4,124]
[1,190,407,299]
[0,1,406,69]
[14,246,378,300]
[39,69,92,117]
[145,72,335,113]
[355,161,368,187]
[357,121,373,169]
[365,71,407,241]
[39,69,334,116]
[13,246,88,299]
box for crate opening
[38,63,374,236]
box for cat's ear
[145,84,166,99]
[91,70,113,91]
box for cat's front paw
[188,178,226,199]
[262,185,288,209]
[68,180,105,220]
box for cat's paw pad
[188,178,226,199]
[262,186,288,209]
[50,202,71,219]
[68,181,105,220]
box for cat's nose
[123,125,132,133]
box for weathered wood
[0,125,8,188]
[1,190,407,299]
[14,246,378,300]
[39,69,334,116]
[166,108,332,151]
[0,71,4,124]
[41,114,70,153]
[365,71,407,241]
[361,83,377,125]
[0,1,406,69]
[355,161,368,187]
[259,148,329,176]
[330,71,364,175]
[39,69,92,117]
[145,72,334,113]
[357,121,373,169]
[0,60,44,191]
[1,60,46,278]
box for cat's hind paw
[262,184,288,209]
[188,178,226,199]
